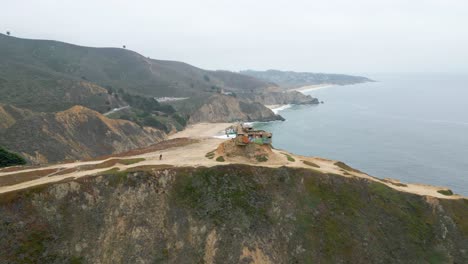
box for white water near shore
[266,85,335,114]
[267,104,292,114]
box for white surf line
[271,104,292,114]
[265,104,292,114]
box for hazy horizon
[2,0,467,74]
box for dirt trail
[0,124,465,200]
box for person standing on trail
[159,154,163,160]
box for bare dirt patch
[0,168,60,187]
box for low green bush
[0,147,26,168]
[437,189,453,196]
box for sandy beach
[293,83,335,93]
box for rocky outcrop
[0,106,165,164]
[238,91,319,106]
[0,165,467,263]
[189,95,284,123]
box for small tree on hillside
[123,45,126,49]
[6,31,10,36]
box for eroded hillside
[0,165,466,263]
[0,106,165,164]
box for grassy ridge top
[0,34,272,112]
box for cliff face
[238,91,319,106]
[0,106,165,164]
[189,95,284,123]
[0,165,466,263]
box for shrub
[282,153,295,162]
[0,147,27,168]
[216,156,225,162]
[302,160,320,168]
[437,189,453,196]
[334,161,361,173]
[141,116,167,131]
[205,151,215,159]
[255,155,268,162]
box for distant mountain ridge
[240,69,374,89]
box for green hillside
[0,34,272,113]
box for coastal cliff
[1,165,466,263]
[238,90,319,106]
[189,95,284,123]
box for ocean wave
[271,104,292,114]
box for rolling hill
[0,34,276,113]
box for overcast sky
[2,0,467,74]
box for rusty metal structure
[225,123,272,146]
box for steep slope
[241,69,374,89]
[0,104,35,131]
[0,34,273,112]
[188,95,284,123]
[0,106,165,164]
[0,165,466,263]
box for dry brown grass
[53,167,79,176]
[0,165,41,173]
[0,168,60,187]
[78,158,145,171]
[124,165,175,173]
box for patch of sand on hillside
[169,123,234,139]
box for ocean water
[255,73,468,196]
